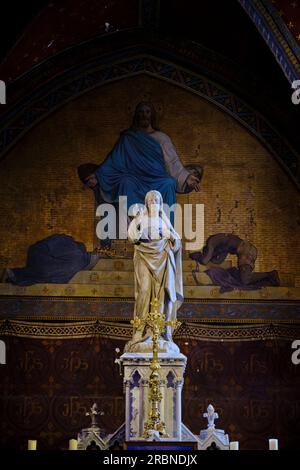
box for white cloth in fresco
[150,131,190,192]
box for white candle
[28,440,37,450]
[229,441,239,450]
[269,439,278,450]
[69,439,78,450]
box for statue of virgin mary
[124,190,183,353]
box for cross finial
[85,402,104,427]
[203,404,219,429]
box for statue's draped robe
[126,214,183,348]
[95,129,189,210]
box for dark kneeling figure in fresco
[3,234,102,286]
[190,233,280,293]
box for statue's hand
[171,238,181,252]
[186,174,200,192]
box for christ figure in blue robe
[80,102,200,214]
[77,102,202,248]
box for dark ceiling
[0,0,299,154]
[161,0,283,86]
[159,0,300,154]
[0,1,49,62]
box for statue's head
[77,163,99,188]
[131,101,159,130]
[145,190,163,215]
[144,190,164,220]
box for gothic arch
[0,51,299,189]
[239,0,300,83]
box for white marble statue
[125,190,183,353]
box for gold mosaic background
[0,75,299,276]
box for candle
[69,439,78,450]
[28,440,37,450]
[229,441,239,450]
[269,439,278,450]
